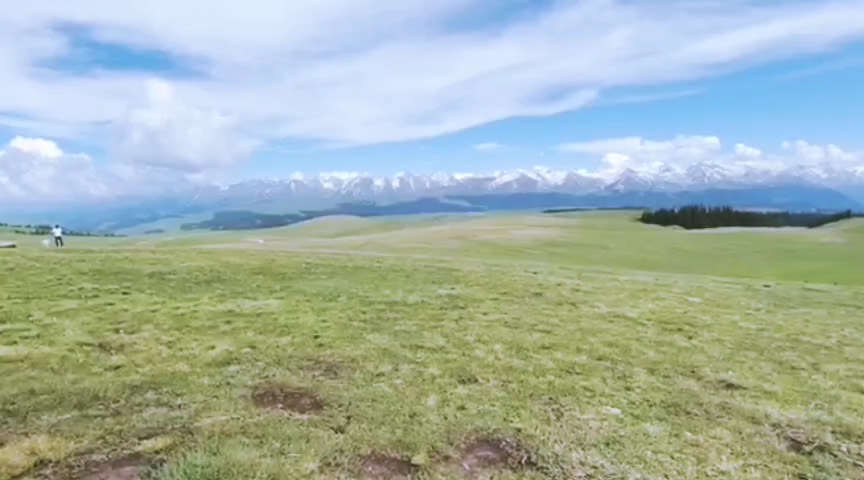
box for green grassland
[1,212,863,479]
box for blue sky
[239,45,864,178]
[1,0,864,200]
[246,51,864,177]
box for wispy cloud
[472,142,503,152]
[597,88,706,107]
[776,57,864,80]
[1,0,864,156]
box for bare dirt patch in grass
[444,436,536,477]
[357,453,417,479]
[82,453,162,480]
[30,452,163,480]
[716,377,747,391]
[251,382,325,414]
[782,428,827,455]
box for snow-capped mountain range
[14,161,862,233]
[206,162,864,203]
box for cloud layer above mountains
[2,0,864,168]
[560,136,864,176]
[2,135,862,201]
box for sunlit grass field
[2,212,863,479]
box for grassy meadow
[1,212,863,479]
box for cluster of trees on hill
[639,205,860,230]
[0,223,123,237]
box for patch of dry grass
[0,435,73,478]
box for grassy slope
[156,212,864,285]
[1,212,863,479]
[112,213,215,236]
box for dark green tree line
[639,205,858,230]
[2,222,122,237]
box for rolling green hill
[1,211,862,479]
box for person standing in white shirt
[51,225,64,248]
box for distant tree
[3,224,122,237]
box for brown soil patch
[357,453,417,479]
[783,429,822,454]
[717,379,746,391]
[95,341,123,354]
[449,437,536,477]
[23,450,160,480]
[251,382,324,414]
[82,453,162,480]
[131,424,192,442]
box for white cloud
[782,139,859,166]
[0,76,251,200]
[8,136,64,158]
[599,152,634,170]
[111,79,253,173]
[2,134,863,201]
[558,135,863,176]
[560,135,723,168]
[472,142,503,152]
[0,0,862,152]
[734,143,762,159]
[0,136,110,200]
[0,135,215,201]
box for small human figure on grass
[51,224,64,248]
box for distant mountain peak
[196,161,864,207]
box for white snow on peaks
[1,135,863,201]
